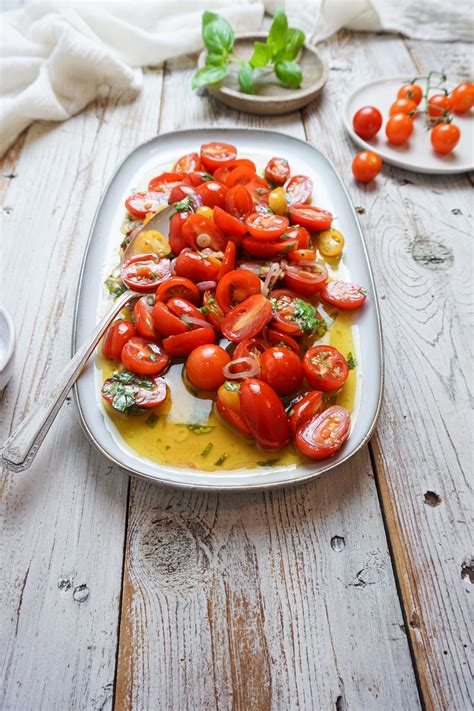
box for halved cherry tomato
[240,379,290,449]
[216,382,252,437]
[286,225,311,250]
[214,159,256,185]
[245,177,271,209]
[234,336,267,369]
[283,262,328,295]
[260,346,304,396]
[303,345,348,391]
[263,327,301,355]
[168,183,196,204]
[386,112,414,145]
[217,241,236,281]
[285,175,313,205]
[352,106,383,140]
[288,204,333,231]
[221,294,272,342]
[450,82,474,114]
[431,122,460,154]
[289,391,324,435]
[175,250,219,283]
[213,206,247,237]
[125,191,165,218]
[242,237,298,258]
[226,165,256,188]
[318,229,345,257]
[427,93,451,122]
[182,213,226,252]
[397,84,423,106]
[121,337,169,375]
[162,327,215,357]
[389,98,418,117]
[352,151,382,183]
[271,289,323,338]
[288,249,317,262]
[148,172,184,195]
[186,344,230,390]
[265,157,290,185]
[167,297,204,324]
[296,405,350,459]
[174,152,201,172]
[152,301,189,337]
[196,181,228,208]
[155,276,201,305]
[320,281,367,310]
[245,212,289,241]
[121,254,171,293]
[203,289,224,329]
[224,184,253,217]
[103,320,137,361]
[134,296,157,339]
[169,211,189,254]
[215,269,262,313]
[102,373,168,410]
[200,142,237,172]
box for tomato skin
[216,384,252,437]
[182,213,226,252]
[260,346,304,396]
[271,289,324,338]
[285,175,313,205]
[385,113,414,145]
[320,280,367,310]
[427,94,451,121]
[215,269,262,313]
[389,98,417,117]
[168,183,195,205]
[240,379,290,450]
[226,165,256,188]
[152,301,188,337]
[246,177,271,209]
[303,345,348,392]
[203,289,224,329]
[352,150,382,183]
[167,297,204,322]
[186,344,230,390]
[397,84,423,106]
[196,181,228,208]
[431,122,460,154]
[102,373,168,410]
[155,276,201,305]
[242,237,298,258]
[265,157,290,185]
[121,253,171,293]
[213,206,247,237]
[450,82,474,114]
[103,320,137,360]
[217,241,236,281]
[283,262,328,296]
[296,406,350,459]
[162,327,216,357]
[288,204,333,231]
[289,391,324,435]
[352,106,383,140]
[224,184,253,217]
[245,212,289,241]
[174,152,201,172]
[200,142,237,171]
[263,327,301,355]
[121,337,170,375]
[125,191,165,218]
[148,172,184,195]
[221,294,272,342]
[169,211,189,254]
[134,296,157,339]
[286,225,311,250]
[175,250,219,283]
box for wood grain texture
[303,31,473,710]
[114,53,420,711]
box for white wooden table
[1,31,472,711]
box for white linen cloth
[1,0,472,157]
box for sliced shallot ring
[196,280,217,292]
[222,355,260,380]
[180,315,212,329]
[261,262,281,296]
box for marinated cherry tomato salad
[100,143,367,470]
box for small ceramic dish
[0,306,15,391]
[198,32,328,115]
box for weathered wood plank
[115,52,420,711]
[303,31,473,710]
[0,71,164,710]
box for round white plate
[344,76,474,174]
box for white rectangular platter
[73,128,383,490]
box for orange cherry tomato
[103,320,137,361]
[385,113,414,145]
[155,276,201,305]
[121,337,169,375]
[389,98,418,117]
[352,106,383,140]
[240,379,290,450]
[221,294,272,342]
[431,122,461,154]
[186,344,231,391]
[289,391,324,435]
[173,152,201,172]
[260,346,304,396]
[288,204,333,231]
[303,345,348,392]
[427,94,451,122]
[397,84,423,106]
[265,156,290,185]
[352,150,382,183]
[449,82,474,114]
[200,142,237,172]
[215,269,262,313]
[162,327,216,357]
[295,405,350,459]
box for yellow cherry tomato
[269,187,287,215]
[129,229,170,257]
[318,229,345,258]
[196,206,214,220]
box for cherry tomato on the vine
[431,122,460,154]
[397,84,423,106]
[427,93,451,122]
[389,98,417,117]
[449,83,474,114]
[385,113,414,145]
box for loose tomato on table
[200,142,237,172]
[174,152,201,172]
[271,289,325,338]
[303,345,348,392]
[389,98,418,117]
[427,93,451,122]
[221,294,272,342]
[449,82,474,114]
[288,204,333,231]
[285,175,313,205]
[121,337,169,375]
[203,289,224,329]
[320,280,367,310]
[103,320,137,361]
[385,113,414,145]
[182,213,226,252]
[289,390,324,435]
[397,84,423,106]
[215,269,262,313]
[155,276,201,305]
[125,191,165,218]
[352,106,383,140]
[121,254,171,292]
[175,250,219,283]
[102,372,168,412]
[196,180,228,208]
[240,379,290,450]
[217,241,236,281]
[352,151,382,183]
[265,156,290,185]
[295,406,350,459]
[224,184,253,217]
[260,346,304,396]
[245,212,289,241]
[162,326,216,357]
[216,382,252,437]
[242,237,298,259]
[134,296,157,339]
[431,122,460,154]
[283,262,328,296]
[186,344,230,391]
[213,206,247,237]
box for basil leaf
[275,60,303,88]
[192,64,228,90]
[283,28,305,60]
[202,11,234,54]
[267,9,288,55]
[206,50,227,66]
[250,41,272,68]
[238,61,254,94]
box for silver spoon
[1,204,175,472]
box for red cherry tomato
[226,165,256,188]
[289,391,324,435]
[286,225,311,250]
[245,177,271,209]
[121,337,169,375]
[102,373,168,410]
[295,405,350,459]
[168,183,196,205]
[288,204,333,231]
[155,276,201,305]
[224,184,253,217]
[162,326,216,357]
[167,296,204,323]
[285,175,313,205]
[169,211,189,254]
[385,113,414,145]
[216,383,252,437]
[121,254,171,293]
[428,94,451,121]
[288,249,317,263]
[352,150,382,183]
[397,84,423,106]
[200,142,237,172]
[320,281,367,310]
[389,98,417,117]
[213,159,256,185]
[303,345,348,391]
[175,250,219,283]
[125,191,165,218]
[152,301,189,337]
[431,122,461,154]
[283,262,328,295]
[263,327,301,355]
[174,152,201,172]
[203,289,224,329]
[217,241,237,281]
[215,269,262,313]
[103,320,137,361]
[352,106,383,140]
[221,294,272,342]
[213,206,247,237]
[182,213,226,252]
[244,212,289,241]
[186,344,230,391]
[134,296,157,339]
[148,172,184,195]
[242,237,298,259]
[240,379,290,450]
[260,346,304,396]
[233,336,267,370]
[271,289,323,338]
[450,82,474,114]
[265,157,290,185]
[196,180,228,208]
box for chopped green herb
[105,267,127,298]
[346,352,357,370]
[293,298,327,337]
[201,442,214,457]
[174,195,195,212]
[145,413,159,428]
[187,424,215,434]
[224,380,240,392]
[214,453,229,466]
[101,370,153,414]
[199,172,214,181]
[257,458,280,467]
[200,305,210,314]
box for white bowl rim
[0,306,15,372]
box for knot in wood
[411,238,454,271]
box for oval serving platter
[73,128,383,490]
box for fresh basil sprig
[192,9,305,95]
